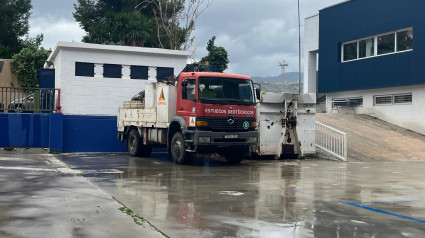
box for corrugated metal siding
[318,0,424,93]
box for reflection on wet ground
[59,151,425,237]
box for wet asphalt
[2,148,425,237]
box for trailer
[251,91,316,158]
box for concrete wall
[303,15,319,94]
[0,59,18,87]
[0,59,21,109]
[327,85,425,135]
[47,42,190,116]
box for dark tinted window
[103,64,122,78]
[343,42,357,61]
[75,62,94,77]
[397,29,413,52]
[378,33,395,55]
[130,66,148,79]
[156,67,174,81]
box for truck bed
[117,107,160,131]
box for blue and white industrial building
[304,0,425,135]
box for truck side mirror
[255,88,261,101]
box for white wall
[48,42,189,116]
[303,14,319,94]
[327,85,425,135]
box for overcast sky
[30,0,343,77]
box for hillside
[252,72,303,83]
[251,72,303,94]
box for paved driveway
[54,150,425,237]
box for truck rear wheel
[171,132,191,164]
[127,129,152,157]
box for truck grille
[197,117,256,132]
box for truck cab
[168,72,258,164]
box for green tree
[0,0,32,58]
[74,0,212,50]
[11,37,49,88]
[74,0,158,47]
[201,36,229,72]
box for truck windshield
[198,77,255,105]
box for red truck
[117,69,259,164]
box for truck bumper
[193,131,258,146]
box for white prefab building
[46,42,190,116]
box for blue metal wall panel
[318,0,425,93]
[49,113,63,153]
[0,113,49,147]
[63,115,126,152]
[38,69,55,88]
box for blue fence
[0,113,127,153]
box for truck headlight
[199,137,211,143]
[248,137,258,143]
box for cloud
[29,16,85,50]
[190,0,343,77]
[28,0,344,77]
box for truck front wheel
[171,132,191,164]
[224,146,244,165]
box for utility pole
[298,0,301,94]
[279,60,288,92]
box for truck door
[178,78,197,127]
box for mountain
[251,72,303,83]
[251,72,304,94]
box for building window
[342,27,413,62]
[348,97,363,106]
[130,66,148,79]
[397,29,413,52]
[157,67,174,81]
[103,64,122,78]
[343,42,357,61]
[394,93,412,104]
[374,93,412,105]
[75,62,94,77]
[332,97,363,107]
[374,95,393,105]
[377,33,395,55]
[359,38,374,58]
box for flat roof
[320,0,351,11]
[47,41,191,62]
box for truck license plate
[225,134,238,139]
